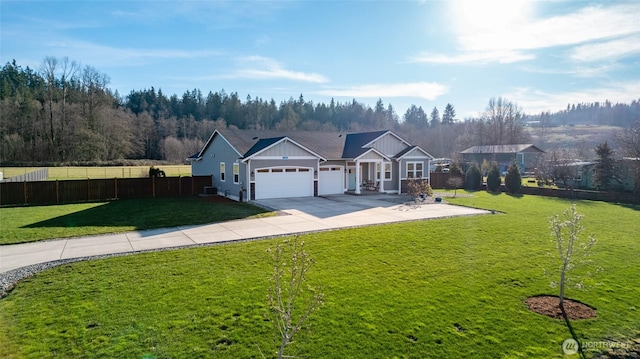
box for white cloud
[232,56,329,83]
[508,81,640,114]
[570,35,640,62]
[425,2,640,65]
[316,82,448,101]
[411,50,534,65]
[41,39,221,67]
[458,3,640,52]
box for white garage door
[255,167,314,199]
[319,166,344,195]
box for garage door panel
[319,166,344,195]
[255,168,313,199]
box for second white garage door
[255,167,314,199]
[318,166,344,195]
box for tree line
[2,57,635,165]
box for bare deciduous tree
[265,236,323,359]
[548,205,597,310]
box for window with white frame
[233,163,239,184]
[220,162,225,182]
[407,162,423,178]
[376,163,392,180]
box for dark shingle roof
[243,137,285,158]
[214,128,347,159]
[341,130,389,158]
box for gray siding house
[190,128,433,201]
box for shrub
[406,178,433,200]
[504,162,522,194]
[486,162,501,192]
[465,163,482,190]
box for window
[376,163,392,180]
[407,162,423,178]
[220,162,225,182]
[233,163,239,184]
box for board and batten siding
[368,134,407,157]
[258,140,317,158]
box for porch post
[398,160,402,194]
[355,160,361,194]
[379,160,384,193]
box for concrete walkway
[0,195,488,274]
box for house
[567,158,639,192]
[189,128,434,201]
[460,144,544,173]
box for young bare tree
[265,236,323,359]
[446,176,463,197]
[548,205,597,311]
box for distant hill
[528,100,640,128]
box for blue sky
[2,0,639,119]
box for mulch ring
[525,295,596,320]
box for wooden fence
[0,176,213,206]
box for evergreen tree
[504,161,522,194]
[430,106,440,127]
[403,105,428,128]
[464,163,482,191]
[486,161,502,192]
[593,141,617,191]
[442,103,456,125]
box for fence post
[152,176,156,197]
[114,178,118,199]
[87,178,91,201]
[23,181,27,205]
[179,176,182,196]
[56,180,59,204]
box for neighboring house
[567,158,638,192]
[460,144,544,172]
[189,128,434,201]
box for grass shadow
[22,197,269,231]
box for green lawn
[0,197,271,245]
[0,193,638,358]
[0,165,191,180]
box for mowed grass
[0,197,271,245]
[0,165,191,180]
[0,193,638,358]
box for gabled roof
[461,144,544,154]
[394,145,434,160]
[192,128,422,161]
[352,147,391,161]
[242,136,327,162]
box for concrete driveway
[253,194,487,222]
[0,194,488,276]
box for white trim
[353,147,391,161]
[362,130,411,148]
[233,163,240,184]
[396,145,435,160]
[406,161,424,179]
[198,129,243,159]
[246,155,319,160]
